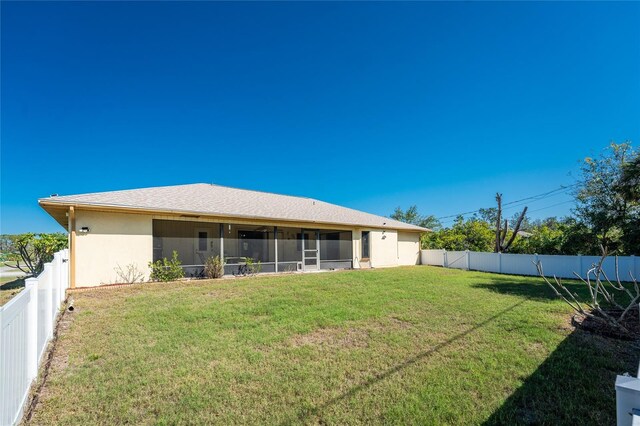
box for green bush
[148,251,184,282]
[245,257,262,275]
[204,255,224,279]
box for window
[198,231,208,252]
[361,231,370,259]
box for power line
[493,188,574,212]
[439,198,576,226]
[436,184,578,222]
[527,200,575,214]
[502,184,578,207]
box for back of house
[39,183,427,287]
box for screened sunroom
[152,219,353,276]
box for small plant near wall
[148,251,185,282]
[283,264,296,273]
[204,255,224,279]
[114,263,145,284]
[245,257,262,275]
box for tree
[476,207,497,224]
[617,152,640,255]
[510,224,564,255]
[421,216,494,251]
[574,142,639,254]
[618,152,640,202]
[493,193,528,253]
[509,211,533,232]
[391,206,441,230]
[5,233,68,276]
[509,216,599,255]
[0,235,19,261]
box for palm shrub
[148,251,184,282]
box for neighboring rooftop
[39,183,428,232]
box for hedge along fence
[0,249,69,426]
[421,249,640,281]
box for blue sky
[1,2,639,233]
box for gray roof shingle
[39,183,428,232]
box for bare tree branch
[502,207,529,253]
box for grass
[0,276,24,306]
[28,266,638,425]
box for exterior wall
[397,232,421,265]
[75,210,153,286]
[72,209,422,286]
[369,229,399,268]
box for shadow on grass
[470,276,639,424]
[483,328,639,425]
[1,277,25,291]
[471,275,589,302]
[291,275,637,424]
[290,300,527,424]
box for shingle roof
[39,183,428,232]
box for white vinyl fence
[0,249,69,426]
[421,249,640,281]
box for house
[39,184,428,287]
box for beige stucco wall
[397,232,421,265]
[72,209,421,286]
[369,229,399,268]
[75,210,153,286]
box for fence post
[43,263,54,339]
[54,252,63,304]
[498,252,502,274]
[51,254,59,310]
[466,250,470,270]
[443,250,448,268]
[25,277,39,381]
[62,249,69,291]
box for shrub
[204,255,224,279]
[245,257,262,275]
[148,251,184,282]
[114,263,145,284]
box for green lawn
[28,266,638,425]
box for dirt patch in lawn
[288,327,370,349]
[388,316,413,329]
[287,316,416,350]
